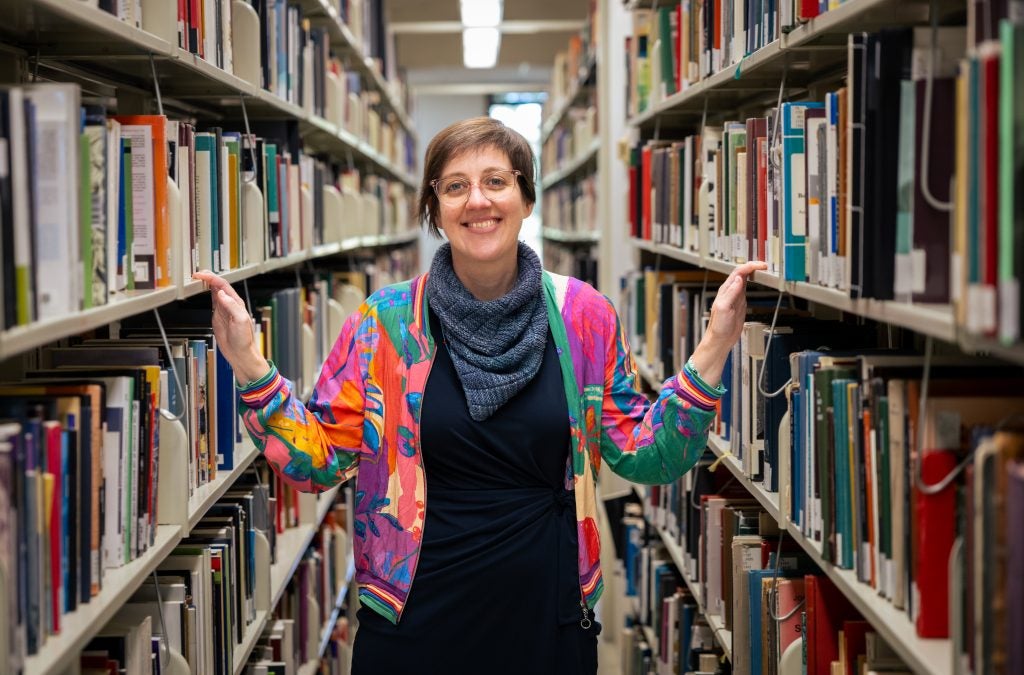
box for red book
[45,421,63,634]
[804,574,859,675]
[642,145,653,240]
[798,0,821,20]
[914,450,959,637]
[841,620,871,675]
[981,46,1000,335]
[629,161,639,238]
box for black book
[0,90,16,329]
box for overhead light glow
[460,0,503,27]
[462,27,501,68]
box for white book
[219,144,230,270]
[118,123,157,289]
[806,116,826,286]
[222,0,233,74]
[106,119,123,295]
[194,134,214,272]
[204,0,217,65]
[24,84,81,319]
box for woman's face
[435,146,533,269]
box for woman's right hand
[193,270,271,384]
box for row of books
[93,0,414,168]
[625,0,834,118]
[543,0,599,124]
[244,497,352,674]
[541,105,598,177]
[626,19,1024,346]
[0,82,413,329]
[542,175,599,237]
[625,266,1024,666]
[542,247,599,291]
[66,461,348,675]
[628,457,916,675]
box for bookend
[156,412,190,527]
[232,1,262,88]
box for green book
[813,365,854,564]
[894,80,915,300]
[999,20,1023,344]
[658,7,676,98]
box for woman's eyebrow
[439,166,511,179]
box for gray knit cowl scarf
[425,241,548,422]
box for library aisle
[0,0,1022,674]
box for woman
[196,117,766,674]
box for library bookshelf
[0,0,417,672]
[634,355,953,675]
[619,0,1024,666]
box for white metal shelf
[186,441,260,532]
[540,138,601,190]
[627,0,928,128]
[635,490,734,661]
[233,485,342,673]
[296,553,356,675]
[541,228,600,244]
[0,287,179,361]
[630,238,961,345]
[21,525,184,675]
[706,435,782,524]
[541,55,598,145]
[1,1,417,185]
[297,0,417,137]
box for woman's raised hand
[193,271,271,384]
[687,261,769,387]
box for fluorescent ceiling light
[463,27,501,68]
[460,0,503,27]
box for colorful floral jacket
[239,271,721,624]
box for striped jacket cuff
[238,362,284,408]
[674,367,725,411]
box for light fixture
[462,27,501,69]
[460,0,502,27]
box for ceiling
[386,0,591,91]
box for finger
[734,260,768,279]
[196,271,246,305]
[716,274,747,308]
[215,289,252,323]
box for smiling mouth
[463,218,501,229]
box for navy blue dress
[351,309,600,675]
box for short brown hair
[417,116,536,237]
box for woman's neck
[451,254,518,301]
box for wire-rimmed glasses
[430,169,522,206]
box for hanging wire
[757,290,793,398]
[768,529,805,630]
[153,308,187,423]
[918,0,953,212]
[148,53,164,117]
[242,278,254,317]
[768,63,789,172]
[150,569,171,671]
[913,336,969,494]
[239,95,259,185]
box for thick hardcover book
[911,77,956,303]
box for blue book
[679,601,697,671]
[792,386,804,529]
[720,350,734,441]
[781,101,825,281]
[215,346,236,471]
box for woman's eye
[445,181,467,193]
[485,176,508,188]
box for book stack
[542,174,598,236]
[541,106,598,178]
[625,0,841,118]
[543,0,599,127]
[95,0,414,174]
[245,493,351,674]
